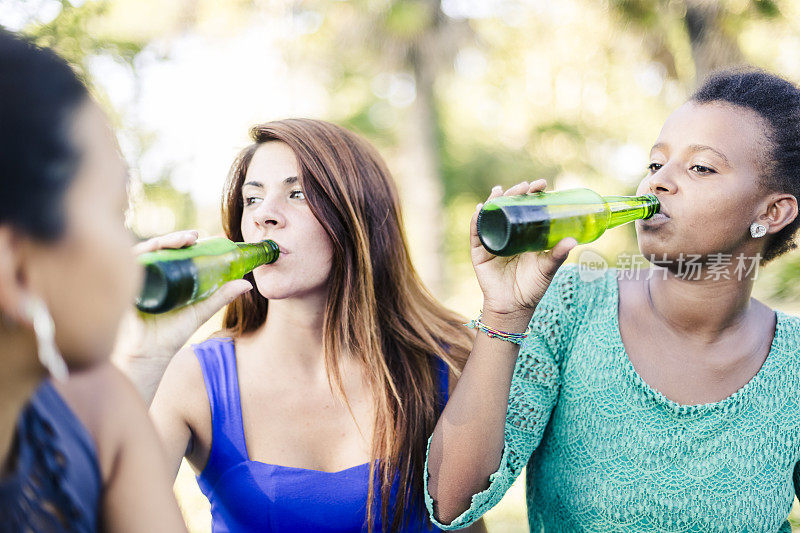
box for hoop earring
[750,222,767,239]
[23,296,68,382]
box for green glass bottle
[136,237,279,314]
[476,188,659,256]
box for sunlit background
[4,0,800,530]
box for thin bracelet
[465,311,530,346]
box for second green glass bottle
[136,237,279,314]
[476,188,659,256]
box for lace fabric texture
[425,265,800,532]
[0,382,100,533]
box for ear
[761,193,799,235]
[0,225,29,325]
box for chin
[636,237,687,266]
[254,281,322,301]
[255,288,293,300]
[252,273,292,300]
[252,268,330,302]
[636,234,664,259]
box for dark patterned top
[0,381,101,532]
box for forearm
[114,350,174,407]
[427,309,533,524]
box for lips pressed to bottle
[476,188,660,256]
[136,237,279,314]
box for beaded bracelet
[465,312,530,346]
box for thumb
[540,237,578,278]
[187,279,253,326]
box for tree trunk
[684,0,744,83]
[396,1,446,297]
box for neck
[253,291,329,373]
[646,264,756,342]
[0,326,45,476]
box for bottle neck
[235,240,280,272]
[602,194,660,229]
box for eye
[690,164,716,174]
[289,190,306,200]
[647,162,662,173]
[244,196,262,207]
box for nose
[645,163,678,196]
[253,195,287,230]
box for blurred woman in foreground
[0,30,189,532]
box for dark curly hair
[692,68,800,263]
[0,29,88,240]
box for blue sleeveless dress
[0,381,101,532]
[193,337,446,532]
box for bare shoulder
[54,363,152,481]
[150,343,213,464]
[158,343,208,401]
[152,343,211,424]
[59,364,189,532]
[56,363,147,436]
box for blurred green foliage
[8,0,800,304]
[25,0,143,77]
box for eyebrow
[242,176,298,189]
[688,145,731,167]
[650,143,732,167]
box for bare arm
[426,180,576,525]
[58,364,187,532]
[149,345,212,481]
[444,371,491,533]
[428,311,532,523]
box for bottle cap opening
[136,259,197,314]
[477,208,511,254]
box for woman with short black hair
[427,69,800,532]
[0,30,187,532]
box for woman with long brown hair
[132,119,485,532]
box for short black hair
[0,29,88,240]
[692,68,800,263]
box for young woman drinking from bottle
[133,119,485,532]
[0,30,190,531]
[425,69,800,532]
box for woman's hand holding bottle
[112,230,253,405]
[471,180,577,331]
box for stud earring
[750,222,767,238]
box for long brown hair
[221,119,473,531]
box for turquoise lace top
[424,265,800,532]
